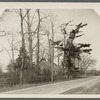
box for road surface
[1,76,100,94]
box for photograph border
[0,2,99,99]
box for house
[39,59,61,75]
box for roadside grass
[82,81,100,94]
[61,87,84,94]
[0,78,80,93]
[0,76,91,93]
[61,77,100,94]
[0,82,55,93]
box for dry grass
[0,82,55,93]
[62,80,100,94]
[61,87,84,94]
[0,77,89,93]
[0,78,76,93]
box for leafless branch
[0,49,3,52]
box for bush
[54,70,65,81]
[22,69,51,84]
[0,68,65,87]
[23,69,39,83]
[5,71,20,86]
[0,78,7,87]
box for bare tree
[36,9,41,73]
[17,9,27,84]
[79,54,97,75]
[26,9,33,68]
[44,14,56,82]
[42,13,57,82]
[6,33,16,69]
[49,14,58,82]
[51,21,55,82]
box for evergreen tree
[15,46,30,83]
[52,22,92,78]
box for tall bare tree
[19,9,26,84]
[79,54,97,75]
[6,33,15,69]
[43,14,57,82]
[51,21,54,82]
[26,9,33,68]
[36,9,41,73]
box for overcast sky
[0,9,100,71]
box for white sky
[0,9,100,71]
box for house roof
[39,60,61,72]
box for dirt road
[1,76,100,94]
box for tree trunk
[63,33,66,69]
[11,33,15,69]
[47,33,51,66]
[36,9,40,73]
[58,50,60,67]
[51,22,54,82]
[20,9,25,84]
[27,9,33,68]
[19,69,24,84]
[47,33,52,81]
